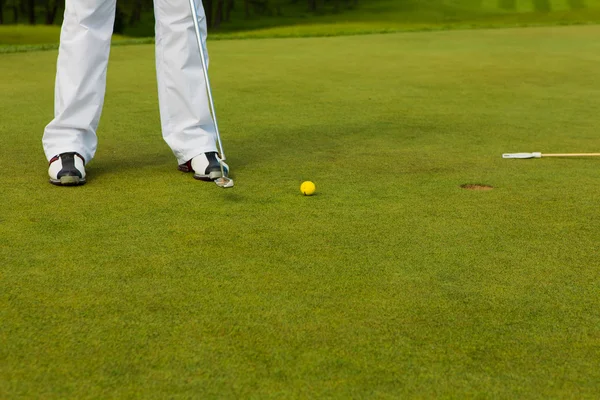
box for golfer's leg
[154,0,217,165]
[42,0,116,164]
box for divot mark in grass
[460,184,494,191]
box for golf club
[189,0,233,188]
[503,152,600,159]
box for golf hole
[460,184,494,191]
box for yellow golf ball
[300,181,316,196]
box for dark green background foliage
[0,0,359,30]
[0,0,597,36]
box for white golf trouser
[42,0,216,165]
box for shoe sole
[49,176,86,186]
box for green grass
[0,24,129,45]
[194,0,600,38]
[2,25,600,398]
[211,0,600,39]
[0,25,131,54]
[0,25,63,45]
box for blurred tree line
[0,0,591,30]
[0,0,359,29]
[497,0,586,11]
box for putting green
[1,25,599,398]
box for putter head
[213,158,233,188]
[215,176,234,188]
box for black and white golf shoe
[178,152,230,181]
[48,152,86,186]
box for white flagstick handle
[502,152,542,159]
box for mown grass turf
[1,25,600,398]
[0,24,129,46]
[213,0,600,37]
[212,0,600,40]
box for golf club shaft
[503,152,600,159]
[543,153,600,157]
[189,0,226,161]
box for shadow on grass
[87,149,173,177]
